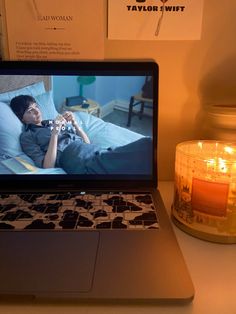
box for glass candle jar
[172,140,236,243]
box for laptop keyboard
[0,192,159,231]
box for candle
[172,140,236,243]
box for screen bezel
[0,60,158,190]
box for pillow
[0,102,23,157]
[0,81,45,104]
[35,91,58,120]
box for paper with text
[108,0,204,40]
[2,0,104,60]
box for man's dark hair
[10,95,36,121]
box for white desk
[1,182,235,314]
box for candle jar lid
[205,104,236,130]
[172,140,236,243]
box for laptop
[0,60,194,303]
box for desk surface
[1,182,235,314]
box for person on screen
[10,95,152,175]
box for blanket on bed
[59,137,152,175]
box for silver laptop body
[0,61,194,303]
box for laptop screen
[0,61,158,189]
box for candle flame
[224,146,234,154]
[198,141,203,149]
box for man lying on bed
[10,95,152,175]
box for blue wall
[52,75,146,111]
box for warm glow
[198,141,203,149]
[224,146,234,154]
[206,158,215,171]
[206,157,227,173]
[173,140,236,243]
[218,158,227,173]
[233,163,236,174]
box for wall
[53,75,145,110]
[1,1,235,180]
[104,0,236,180]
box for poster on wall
[0,0,104,60]
[108,0,204,40]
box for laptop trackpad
[0,232,99,295]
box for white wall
[104,0,236,180]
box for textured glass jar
[172,140,236,243]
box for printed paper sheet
[108,0,204,40]
[2,0,104,60]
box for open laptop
[0,60,194,303]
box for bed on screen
[0,76,143,175]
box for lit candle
[172,140,236,243]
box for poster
[108,0,204,40]
[1,0,104,60]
